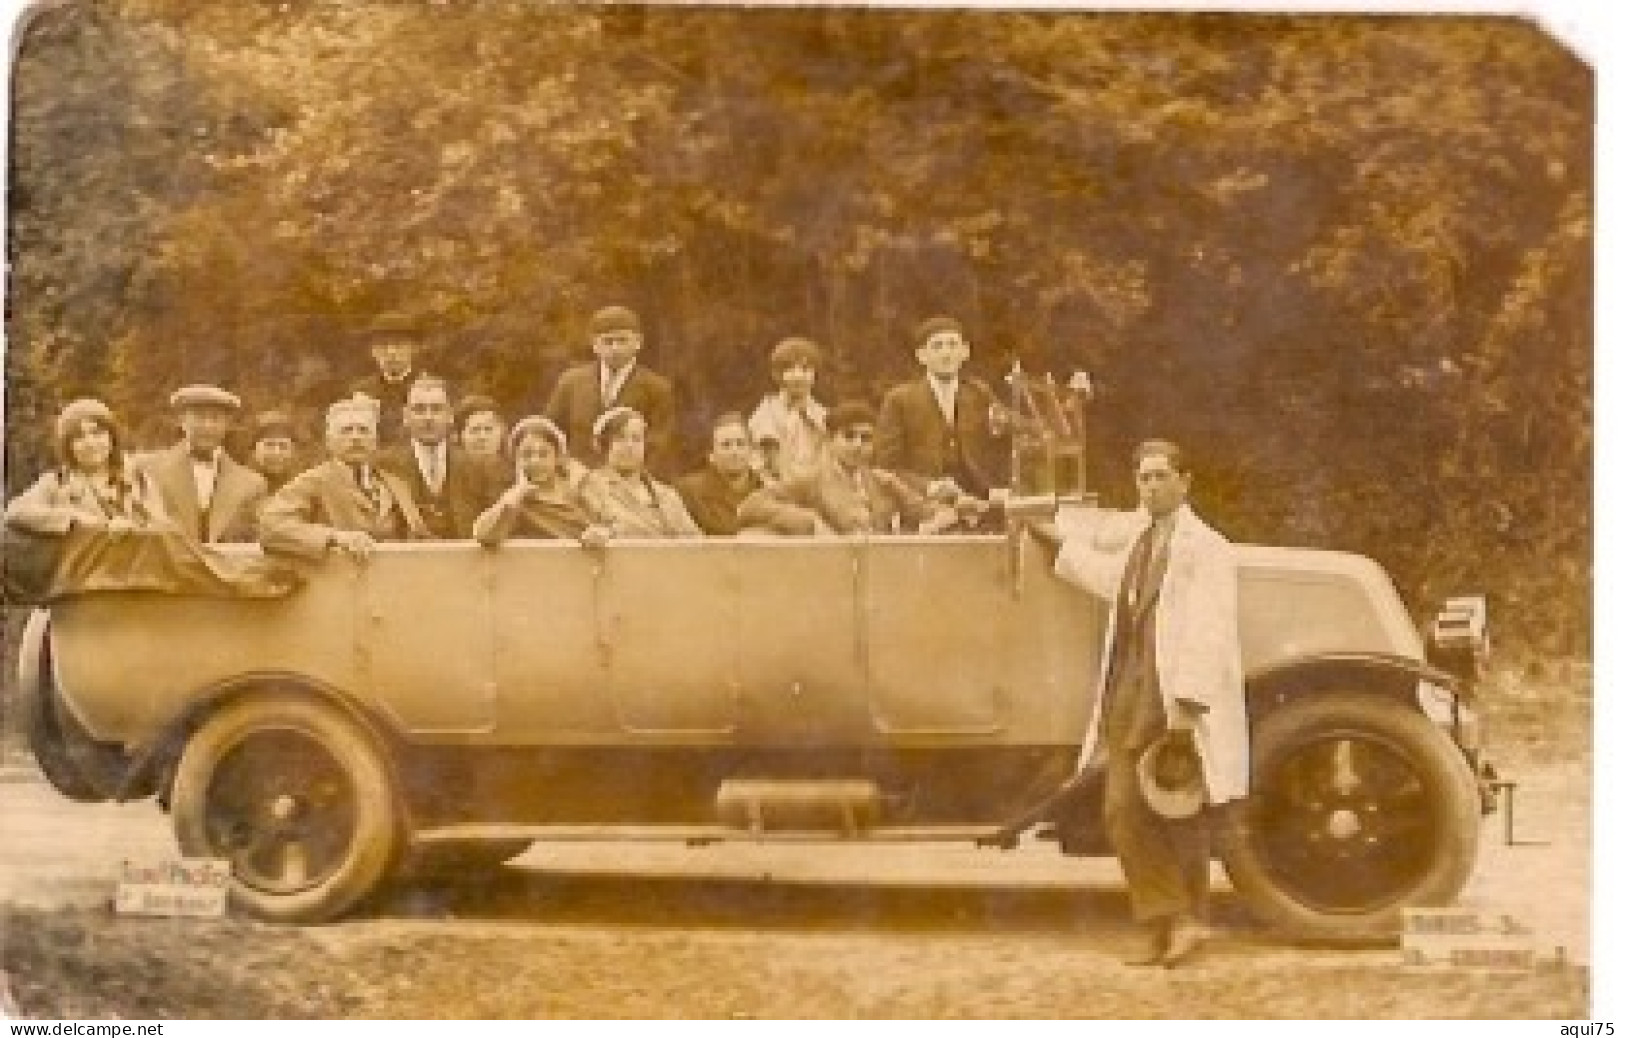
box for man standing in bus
[875,315,1009,500]
[545,305,679,478]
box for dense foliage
[5,2,1590,656]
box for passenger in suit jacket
[738,402,958,536]
[374,375,503,539]
[675,413,763,536]
[544,305,678,477]
[259,395,430,560]
[876,315,1010,499]
[1049,439,1247,969]
[133,385,268,543]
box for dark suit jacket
[544,362,678,477]
[875,376,1009,497]
[134,443,268,543]
[675,465,763,536]
[259,459,430,558]
[377,442,504,539]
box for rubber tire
[18,613,126,803]
[1219,692,1481,943]
[399,840,532,880]
[170,694,401,924]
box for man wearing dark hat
[1044,439,1248,968]
[544,305,678,477]
[350,313,425,445]
[248,409,302,493]
[133,385,268,543]
[876,316,1010,503]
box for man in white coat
[1051,439,1247,968]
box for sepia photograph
[0,0,1595,1020]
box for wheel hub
[1326,807,1361,840]
[268,793,301,822]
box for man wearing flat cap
[876,315,1010,503]
[350,312,426,446]
[259,393,430,560]
[544,305,678,478]
[132,385,268,543]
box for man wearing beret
[544,305,678,478]
[260,394,430,560]
[349,313,425,446]
[876,316,1010,503]
[133,385,268,543]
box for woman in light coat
[578,406,701,539]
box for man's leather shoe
[1160,918,1207,969]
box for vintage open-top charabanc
[16,512,1494,938]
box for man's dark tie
[1126,519,1167,614]
[354,466,385,517]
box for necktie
[932,378,956,424]
[357,467,385,517]
[1127,519,1167,613]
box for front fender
[1246,650,1480,760]
[16,608,51,705]
[124,670,409,814]
[1247,650,1465,711]
[16,608,138,802]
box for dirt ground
[0,664,1594,1019]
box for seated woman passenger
[6,398,172,535]
[6,398,294,600]
[578,406,702,538]
[472,417,609,547]
[738,401,959,536]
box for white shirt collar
[929,375,958,420]
[600,361,637,405]
[412,439,447,486]
[189,448,222,507]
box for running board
[412,823,1012,846]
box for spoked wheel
[171,695,401,923]
[1221,693,1480,942]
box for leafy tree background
[4,2,1591,660]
